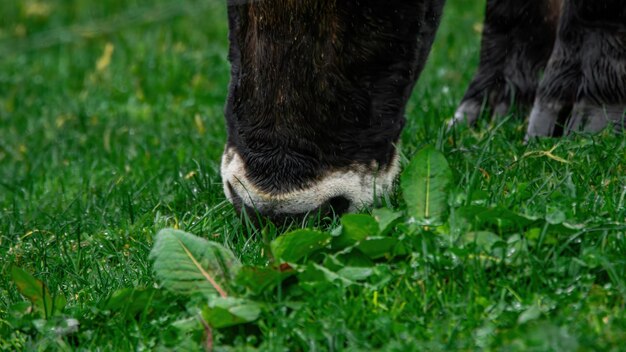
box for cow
[220,0,626,221]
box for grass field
[1,0,625,350]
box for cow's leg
[451,0,561,127]
[527,0,626,137]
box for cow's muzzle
[220,147,399,222]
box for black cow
[221,0,626,220]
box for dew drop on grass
[555,285,576,296]
[506,246,518,257]
[510,301,523,311]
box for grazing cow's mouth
[221,147,400,220]
[220,1,443,220]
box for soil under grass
[1,0,625,350]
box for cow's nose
[224,179,352,221]
[220,147,400,222]
[226,182,352,222]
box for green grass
[1,0,625,350]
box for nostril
[325,196,351,215]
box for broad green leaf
[270,229,331,263]
[335,251,374,268]
[475,207,535,230]
[333,214,379,249]
[10,266,63,317]
[546,206,566,225]
[171,317,201,332]
[235,265,295,295]
[525,227,559,247]
[336,267,373,281]
[342,214,379,240]
[106,287,158,318]
[401,146,453,226]
[323,251,374,273]
[454,206,537,232]
[8,301,32,319]
[461,231,502,251]
[202,297,262,328]
[548,221,584,235]
[356,237,398,259]
[299,263,354,286]
[582,248,601,269]
[372,208,402,234]
[150,228,240,298]
[54,296,66,315]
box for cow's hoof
[525,99,626,139]
[451,69,546,131]
[566,102,626,135]
[525,99,566,138]
[525,34,626,138]
[449,98,514,129]
[451,1,559,130]
[449,100,481,128]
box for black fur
[458,0,560,118]
[459,0,626,135]
[225,0,445,194]
[223,0,626,204]
[533,0,626,135]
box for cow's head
[221,0,443,220]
